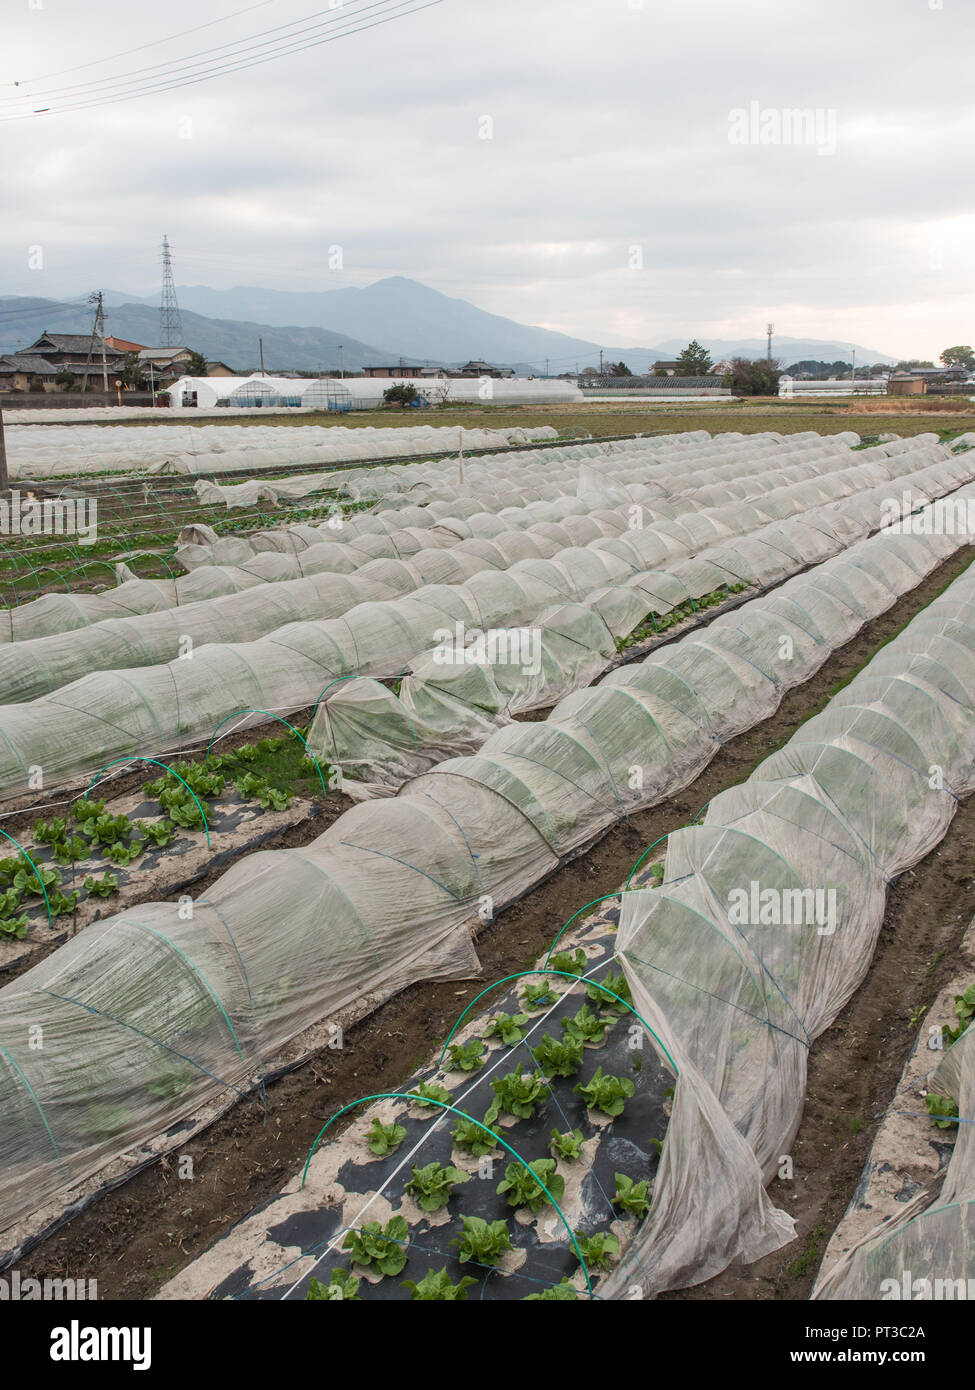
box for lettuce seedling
[105,839,145,866]
[405,1161,469,1212]
[523,1279,579,1301]
[364,1118,406,1157]
[84,872,120,899]
[0,887,20,917]
[521,981,559,1010]
[485,1064,548,1123]
[168,801,206,831]
[53,835,91,866]
[49,889,80,918]
[943,984,975,1045]
[585,969,631,1009]
[33,817,67,845]
[407,1080,451,1112]
[401,1268,477,1301]
[561,1003,612,1045]
[451,1216,513,1267]
[549,1128,585,1161]
[574,1066,635,1118]
[445,1038,486,1072]
[496,1158,565,1214]
[450,1115,501,1157]
[612,1172,651,1218]
[0,913,29,940]
[14,862,61,897]
[342,1217,409,1277]
[306,1269,361,1301]
[572,1230,619,1271]
[483,1011,531,1046]
[532,1033,584,1078]
[925,1092,960,1128]
[140,820,177,849]
[73,799,106,824]
[548,948,587,977]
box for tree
[724,357,782,396]
[383,383,419,407]
[675,340,713,375]
[894,360,934,371]
[185,350,207,376]
[940,345,975,371]
[54,369,79,392]
[121,352,147,390]
[608,361,631,377]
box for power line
[0,0,445,120]
[2,0,278,88]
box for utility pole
[545,358,549,378]
[100,297,108,392]
[766,322,774,365]
[599,349,604,374]
[339,344,345,379]
[259,337,266,375]
[851,348,856,392]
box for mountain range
[0,277,899,374]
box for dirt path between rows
[14,543,975,1299]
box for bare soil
[13,544,975,1299]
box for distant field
[104,396,975,440]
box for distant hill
[0,297,389,372]
[2,281,901,375]
[652,335,897,367]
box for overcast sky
[2,0,972,359]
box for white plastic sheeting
[0,420,558,480]
[0,450,969,795]
[0,502,967,1245]
[605,559,975,1294]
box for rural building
[363,365,426,378]
[887,373,926,396]
[104,335,148,353]
[0,354,61,391]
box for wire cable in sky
[0,0,444,118]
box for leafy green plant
[14,861,61,897]
[342,1217,409,1277]
[451,1216,513,1267]
[84,872,120,898]
[497,1158,565,1214]
[445,1039,486,1072]
[0,886,20,917]
[407,1080,451,1112]
[53,835,91,865]
[550,1128,585,1161]
[925,1092,960,1128]
[562,1003,612,1045]
[364,1119,406,1157]
[532,1033,584,1078]
[483,1011,531,1046]
[105,839,145,866]
[167,800,206,831]
[647,862,665,884]
[450,1115,501,1156]
[572,1230,620,1271]
[485,1064,548,1123]
[548,948,587,977]
[575,1066,635,1118]
[89,812,134,847]
[49,889,80,918]
[405,1161,469,1212]
[943,984,975,1045]
[523,1279,579,1301]
[612,1172,651,1218]
[0,913,29,941]
[521,981,559,1010]
[585,969,631,1009]
[73,799,106,825]
[0,857,21,886]
[147,1063,195,1100]
[33,816,68,845]
[140,820,177,849]
[306,1268,361,1301]
[401,1267,477,1301]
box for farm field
[1,418,974,1303]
